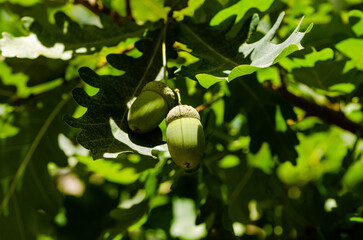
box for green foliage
[225,76,299,163]
[196,11,313,87]
[210,0,275,26]
[63,26,175,159]
[0,3,145,59]
[0,82,78,240]
[1,0,363,240]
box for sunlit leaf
[0,33,72,59]
[195,12,312,87]
[229,12,312,80]
[336,38,363,71]
[210,0,275,26]
[76,154,156,185]
[113,0,168,22]
[0,0,40,6]
[342,157,363,191]
[349,10,363,36]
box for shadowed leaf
[0,9,147,59]
[64,26,176,159]
[0,83,78,240]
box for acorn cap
[166,105,200,126]
[142,81,175,110]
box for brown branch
[196,95,224,112]
[276,86,363,137]
[125,0,134,20]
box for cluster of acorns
[127,81,205,169]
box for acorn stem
[162,19,168,82]
[174,89,182,105]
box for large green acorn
[166,105,205,169]
[128,81,175,134]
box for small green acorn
[166,105,205,169]
[127,81,175,134]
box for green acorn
[127,81,175,134]
[166,105,205,169]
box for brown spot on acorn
[166,105,205,169]
[131,126,141,134]
[184,162,191,168]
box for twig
[162,20,168,81]
[276,85,363,137]
[196,95,224,112]
[125,0,134,20]
[275,66,363,137]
